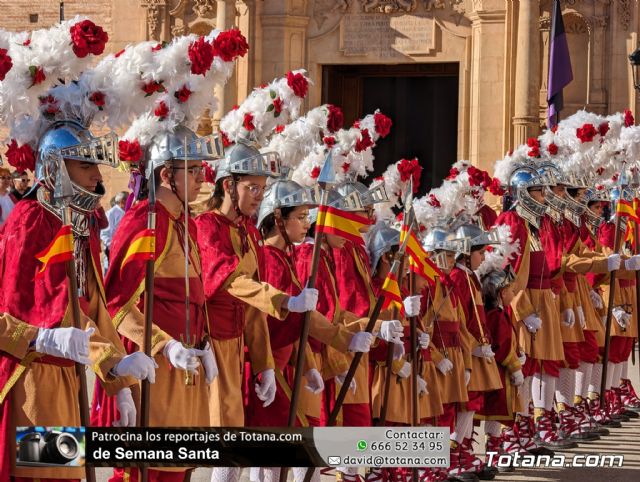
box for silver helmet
[36,120,119,219]
[336,180,389,207]
[145,125,223,179]
[256,179,317,229]
[454,223,499,258]
[481,265,516,308]
[509,163,552,228]
[537,163,567,221]
[423,227,469,271]
[583,186,610,228]
[214,138,280,182]
[367,223,400,273]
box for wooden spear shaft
[600,211,624,402]
[62,207,95,482]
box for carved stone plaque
[339,13,436,58]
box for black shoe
[610,413,630,422]
[601,418,622,428]
[535,435,578,449]
[588,423,610,436]
[476,466,497,480]
[570,431,600,442]
[623,409,639,419]
[448,472,479,482]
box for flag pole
[327,200,414,427]
[600,176,627,402]
[54,161,95,482]
[283,150,336,482]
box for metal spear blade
[318,149,336,187]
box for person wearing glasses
[0,167,15,225]
[9,170,30,202]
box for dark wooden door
[322,63,459,194]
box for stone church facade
[1,0,638,196]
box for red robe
[477,204,498,230]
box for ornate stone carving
[141,0,166,40]
[360,0,417,14]
[171,24,186,36]
[618,0,632,31]
[309,0,349,35]
[564,15,588,35]
[539,15,551,30]
[425,0,464,14]
[192,0,216,17]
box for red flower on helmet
[70,20,108,58]
[188,36,215,75]
[274,124,285,134]
[221,131,232,148]
[202,161,216,183]
[0,49,13,81]
[5,140,35,172]
[374,112,392,138]
[397,158,422,192]
[576,123,597,143]
[310,166,321,179]
[596,167,605,176]
[287,71,309,98]
[323,136,336,147]
[118,139,143,162]
[29,66,46,86]
[355,128,373,152]
[527,138,540,157]
[115,48,125,58]
[243,112,255,131]
[551,125,558,133]
[598,122,609,137]
[489,178,505,196]
[446,167,460,180]
[342,162,350,173]
[141,80,166,97]
[427,194,441,208]
[326,105,344,133]
[212,28,249,62]
[625,108,635,127]
[154,101,169,120]
[527,137,539,148]
[271,97,283,116]
[174,85,192,103]
[88,91,106,110]
[467,166,486,187]
[548,143,558,155]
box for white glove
[464,369,471,386]
[112,352,158,383]
[523,314,542,333]
[397,361,412,379]
[418,332,431,349]
[562,309,575,327]
[517,351,527,366]
[113,388,136,427]
[403,295,421,318]
[417,375,428,396]
[576,306,586,329]
[287,288,319,313]
[195,342,218,384]
[255,368,277,407]
[163,339,201,373]
[304,368,324,395]
[35,326,94,365]
[608,254,621,271]
[472,345,495,358]
[336,372,357,394]
[393,342,405,360]
[377,320,404,344]
[613,307,630,329]
[625,254,640,271]
[590,290,604,310]
[510,369,524,387]
[348,331,374,352]
[436,358,453,375]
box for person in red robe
[0,121,156,482]
[248,179,374,482]
[450,224,502,479]
[478,267,525,469]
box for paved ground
[94,347,640,481]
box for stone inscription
[340,13,435,58]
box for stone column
[513,0,541,145]
[211,0,227,129]
[467,1,507,172]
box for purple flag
[547,0,573,128]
